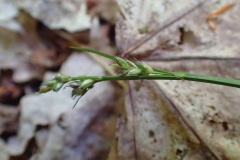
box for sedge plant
[38,47,240,108]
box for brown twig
[121,1,205,57]
[206,3,234,31]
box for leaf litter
[0,0,240,160]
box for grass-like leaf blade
[70,46,116,60]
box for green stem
[183,73,240,88]
[71,74,240,88]
[71,76,101,81]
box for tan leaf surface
[149,60,240,160]
[117,81,222,160]
[115,0,240,160]
[116,0,238,57]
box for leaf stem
[183,73,240,88]
[71,74,240,88]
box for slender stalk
[183,73,240,88]
[70,74,240,88]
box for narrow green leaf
[70,47,116,60]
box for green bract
[142,62,153,74]
[127,68,142,76]
[45,79,58,87]
[53,82,64,92]
[126,59,137,68]
[55,73,71,83]
[80,79,95,89]
[115,57,129,69]
[38,86,52,93]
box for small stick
[206,3,234,31]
